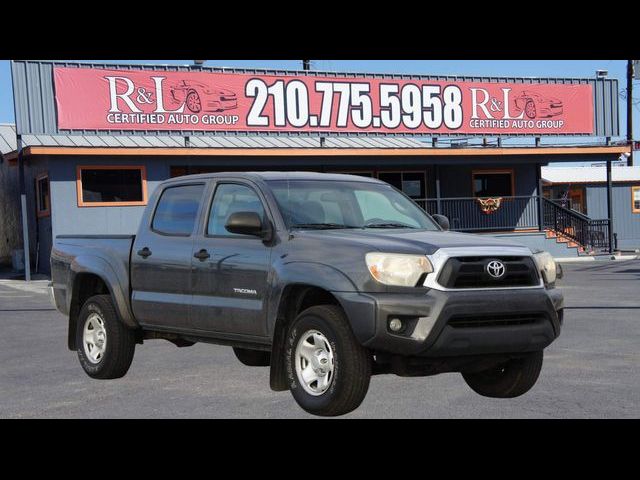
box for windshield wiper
[291,223,361,230]
[364,222,417,229]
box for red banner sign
[53,67,595,135]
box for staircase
[544,228,586,254]
[541,198,611,255]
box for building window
[152,184,205,236]
[472,169,514,197]
[35,173,50,218]
[76,166,147,207]
[377,171,426,199]
[632,186,640,213]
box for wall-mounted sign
[53,67,595,135]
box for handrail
[541,197,590,221]
[412,195,611,252]
[422,195,538,201]
[541,197,610,251]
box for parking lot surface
[1,260,639,418]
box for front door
[568,186,586,214]
[130,183,206,330]
[190,181,272,337]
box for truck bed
[50,235,136,319]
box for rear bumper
[335,287,563,357]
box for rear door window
[152,184,205,235]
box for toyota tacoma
[50,172,564,416]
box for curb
[555,254,639,263]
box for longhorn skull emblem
[477,197,503,214]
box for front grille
[448,313,545,328]
[437,256,539,289]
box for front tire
[462,350,544,398]
[285,305,371,417]
[76,295,136,379]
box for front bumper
[335,287,563,357]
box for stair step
[544,228,586,254]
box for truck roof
[165,171,384,184]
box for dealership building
[1,60,633,277]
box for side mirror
[432,214,450,231]
[225,211,265,237]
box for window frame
[76,165,148,207]
[376,170,427,199]
[204,181,270,239]
[471,168,515,198]
[35,173,51,218]
[632,185,640,214]
[150,182,206,237]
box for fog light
[389,318,403,332]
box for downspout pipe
[17,135,31,281]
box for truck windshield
[266,180,439,230]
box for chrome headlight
[533,251,557,284]
[365,253,433,287]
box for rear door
[130,182,206,330]
[189,180,272,336]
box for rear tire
[285,305,371,417]
[462,350,544,398]
[76,294,136,379]
[233,347,271,367]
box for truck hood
[294,229,531,255]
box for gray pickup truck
[50,172,564,416]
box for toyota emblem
[486,260,506,278]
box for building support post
[536,163,544,232]
[606,158,614,254]
[627,60,634,166]
[435,164,442,215]
[17,135,31,281]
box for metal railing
[415,196,540,232]
[541,198,610,251]
[412,195,611,252]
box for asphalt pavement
[1,260,639,418]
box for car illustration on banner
[513,90,563,119]
[168,80,238,113]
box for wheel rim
[83,313,107,364]
[294,329,335,396]
[186,92,201,112]
[525,101,536,118]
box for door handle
[137,247,152,258]
[194,249,211,261]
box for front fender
[266,261,358,336]
[276,261,358,292]
[69,255,137,328]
